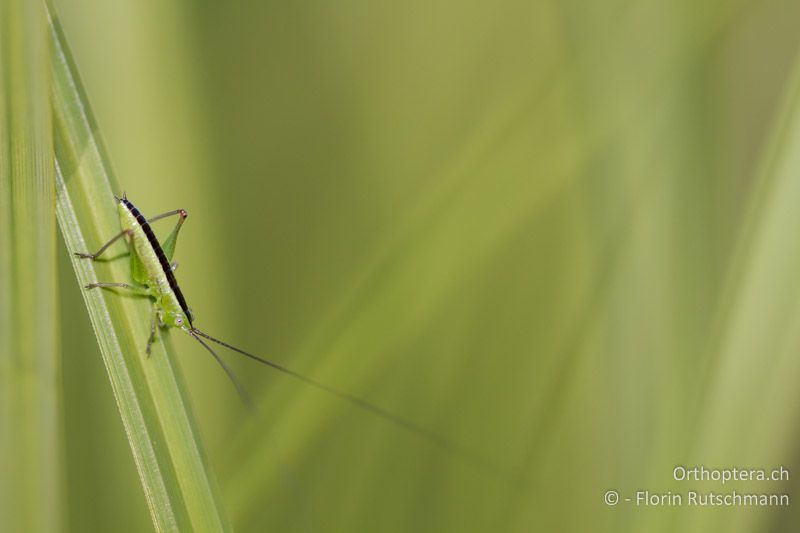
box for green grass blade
[47,5,231,531]
[678,51,800,533]
[0,0,62,531]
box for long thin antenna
[189,327,508,480]
[188,329,256,412]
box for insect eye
[175,316,183,326]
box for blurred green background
[49,0,800,531]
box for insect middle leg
[84,282,150,295]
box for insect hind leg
[74,229,133,260]
[75,208,186,261]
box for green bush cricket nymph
[75,194,502,476]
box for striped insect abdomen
[117,197,193,328]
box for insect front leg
[146,305,164,356]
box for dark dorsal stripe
[121,198,192,327]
